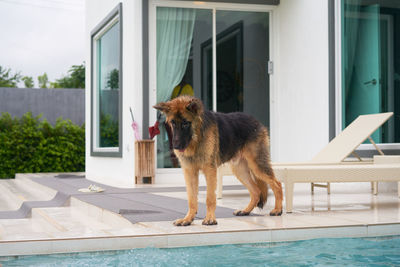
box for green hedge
[0,112,85,178]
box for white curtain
[156,7,196,102]
[342,0,361,103]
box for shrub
[0,112,85,178]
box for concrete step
[0,173,159,244]
[69,197,133,228]
[0,197,136,241]
[0,213,65,241]
[1,174,131,227]
[0,181,22,211]
[0,177,57,211]
[31,206,114,237]
[15,175,57,197]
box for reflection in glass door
[202,11,270,126]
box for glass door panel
[156,7,212,168]
[215,11,270,127]
[344,4,381,142]
[342,0,400,143]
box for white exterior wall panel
[272,0,330,162]
[85,0,143,187]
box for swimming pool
[1,236,400,266]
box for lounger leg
[311,183,330,194]
[285,182,294,213]
[398,182,400,198]
[372,182,378,195]
[217,169,223,199]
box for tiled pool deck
[0,173,399,256]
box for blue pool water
[1,236,400,266]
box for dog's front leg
[174,167,199,226]
[202,166,218,225]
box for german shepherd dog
[154,96,283,226]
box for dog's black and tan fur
[154,96,283,226]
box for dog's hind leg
[231,159,262,216]
[174,167,199,226]
[244,144,283,216]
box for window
[341,0,400,144]
[153,5,270,168]
[91,3,122,157]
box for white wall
[85,0,143,187]
[271,0,330,162]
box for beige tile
[138,220,207,234]
[70,197,133,228]
[271,226,367,242]
[0,223,4,239]
[280,211,365,227]
[235,213,324,229]
[50,237,119,254]
[0,218,59,241]
[32,207,109,233]
[326,209,400,225]
[118,235,168,250]
[367,224,400,237]
[106,223,166,236]
[50,235,166,254]
[167,230,271,248]
[0,240,53,257]
[198,217,268,232]
[0,177,56,212]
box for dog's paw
[202,218,217,225]
[269,209,282,216]
[233,210,250,216]
[173,218,193,226]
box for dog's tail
[255,179,268,209]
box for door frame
[334,0,400,150]
[381,14,395,142]
[148,0,277,172]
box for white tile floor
[0,175,399,256]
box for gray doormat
[0,175,253,224]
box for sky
[0,0,85,88]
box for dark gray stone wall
[0,87,85,126]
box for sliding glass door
[154,6,270,168]
[341,0,400,144]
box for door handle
[364,78,377,85]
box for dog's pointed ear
[186,98,203,115]
[153,102,170,114]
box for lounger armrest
[272,161,372,167]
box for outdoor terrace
[0,173,399,256]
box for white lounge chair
[217,112,400,213]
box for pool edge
[1,223,400,257]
